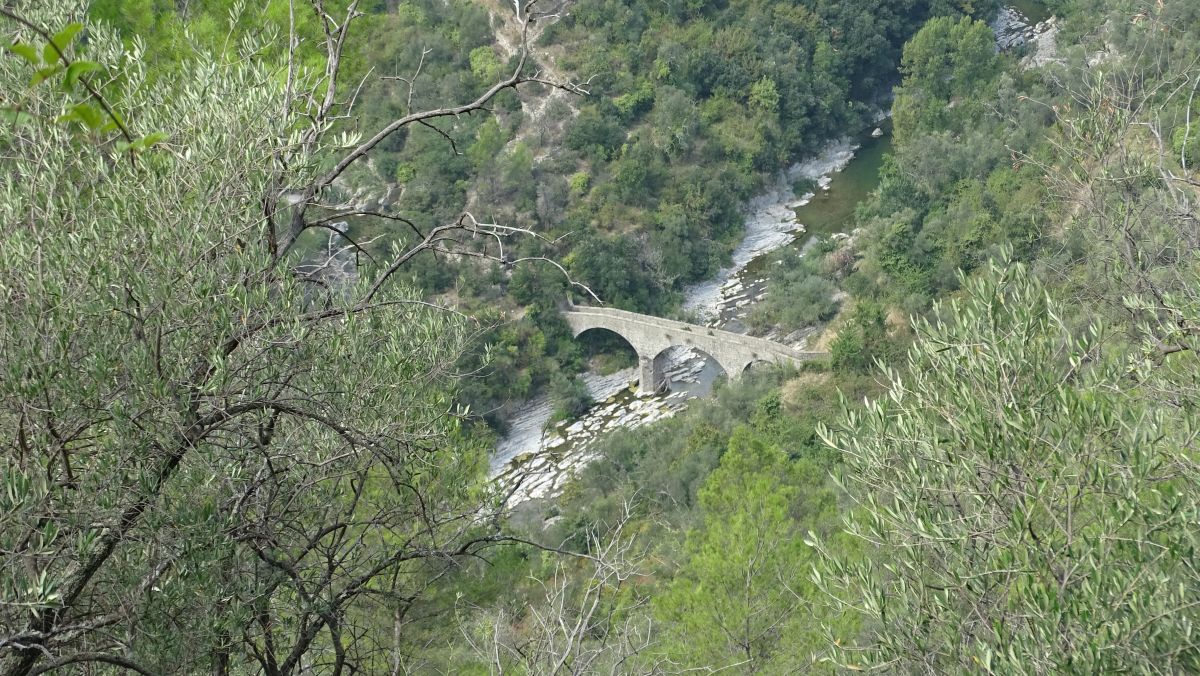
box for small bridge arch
[560,303,825,395]
[573,326,640,361]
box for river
[492,3,1050,503]
[492,124,893,503]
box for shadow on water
[741,121,892,282]
[794,123,893,241]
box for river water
[492,3,1049,503]
[992,0,1052,50]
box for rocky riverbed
[492,137,867,504]
[992,4,1057,53]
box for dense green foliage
[444,0,997,415]
[816,259,1200,672]
[477,0,1200,672]
[498,369,875,671]
[852,15,1052,309]
[537,0,998,302]
[0,3,507,673]
[652,427,839,671]
[105,0,990,419]
[6,0,1200,673]
[748,241,843,332]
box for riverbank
[493,124,892,503]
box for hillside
[2,0,1199,673]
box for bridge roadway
[561,303,826,395]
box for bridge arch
[574,327,640,365]
[560,303,824,396]
[650,344,730,388]
[742,358,772,375]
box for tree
[469,44,504,83]
[1172,120,1200,169]
[654,427,837,672]
[647,85,698,156]
[549,373,594,421]
[0,2,588,674]
[813,259,1200,673]
[893,15,999,140]
[747,76,779,115]
[467,116,506,170]
[464,506,655,674]
[748,247,840,332]
[899,15,997,100]
[566,235,665,312]
[829,300,901,373]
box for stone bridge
[561,303,826,395]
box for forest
[2,0,1199,673]
[93,0,1002,425]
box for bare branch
[27,653,160,676]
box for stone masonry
[561,303,825,395]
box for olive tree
[0,1,585,673]
[812,259,1200,673]
[814,10,1200,668]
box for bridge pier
[638,354,664,396]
